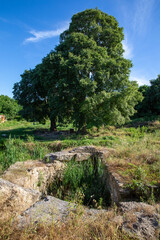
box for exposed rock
[0,178,40,222]
[17,195,107,228]
[1,146,132,212]
[45,151,78,162]
[119,202,160,240]
[16,198,160,240]
[1,146,159,240]
[2,160,65,193]
[44,145,110,163]
[17,195,75,228]
[119,201,156,213]
[108,171,131,204]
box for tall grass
[48,159,111,208]
[0,136,49,171]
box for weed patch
[48,159,111,208]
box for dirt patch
[35,129,75,140]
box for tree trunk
[50,117,56,131]
[81,119,86,133]
[78,117,87,134]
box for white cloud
[133,0,154,34]
[123,39,133,59]
[24,23,69,44]
[130,74,149,86]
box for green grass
[0,119,160,202]
[0,119,50,140]
[0,136,49,171]
[48,158,111,208]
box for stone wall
[3,147,131,200]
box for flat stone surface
[0,178,40,222]
[45,151,78,162]
[44,145,110,163]
[17,196,74,227]
[17,195,107,228]
[2,160,65,192]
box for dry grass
[0,210,136,240]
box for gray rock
[44,145,110,163]
[17,196,75,227]
[17,195,108,228]
[2,160,65,193]
[0,178,40,222]
[119,202,160,240]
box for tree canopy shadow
[0,127,91,142]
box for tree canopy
[13,8,142,131]
[135,75,160,117]
[0,95,21,119]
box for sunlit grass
[0,119,160,195]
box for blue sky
[0,0,160,97]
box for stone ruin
[0,146,159,239]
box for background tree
[134,75,160,118]
[0,95,21,119]
[13,67,49,124]
[134,85,150,117]
[148,75,160,114]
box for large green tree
[53,9,142,130]
[13,9,142,131]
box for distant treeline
[135,75,160,118]
[0,95,21,119]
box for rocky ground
[0,146,159,240]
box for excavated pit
[1,146,159,239]
[47,157,112,208]
[0,146,131,223]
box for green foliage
[37,171,44,187]
[0,118,159,204]
[149,75,160,114]
[0,135,48,171]
[127,126,148,138]
[48,159,111,208]
[13,8,142,131]
[126,164,156,202]
[13,69,49,124]
[0,95,22,119]
[0,136,29,170]
[135,75,160,117]
[53,9,142,129]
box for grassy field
[0,119,160,189]
[0,119,160,239]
